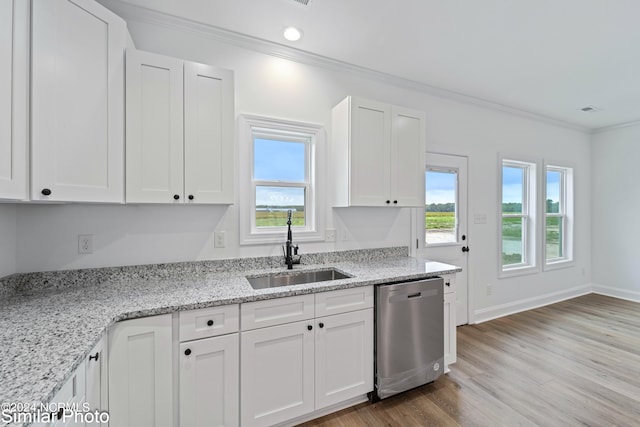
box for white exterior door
[315,309,373,409]
[183,62,234,204]
[126,49,184,203]
[31,0,126,202]
[108,314,173,427]
[180,334,239,427]
[414,153,470,325]
[240,320,314,427]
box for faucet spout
[284,210,301,269]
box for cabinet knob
[188,195,194,200]
[307,325,313,331]
[56,408,64,420]
[385,200,391,204]
[41,188,52,196]
[393,200,398,204]
[184,348,192,356]
[207,319,214,326]
[445,281,451,287]
[173,194,180,200]
[89,352,99,362]
[319,322,324,328]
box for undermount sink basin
[246,268,353,290]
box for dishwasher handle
[388,288,437,303]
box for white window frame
[239,114,325,245]
[499,155,538,278]
[543,162,574,270]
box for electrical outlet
[214,231,225,248]
[325,229,336,242]
[486,284,492,296]
[78,234,94,254]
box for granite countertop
[0,247,460,426]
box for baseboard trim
[473,284,593,324]
[592,283,640,303]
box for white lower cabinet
[85,335,108,425]
[47,362,86,427]
[241,320,315,427]
[240,288,374,427]
[108,314,173,427]
[178,305,240,427]
[315,309,373,410]
[180,334,239,427]
[444,290,457,369]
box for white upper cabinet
[0,0,28,200]
[126,49,234,204]
[332,96,426,207]
[125,49,184,203]
[31,0,127,202]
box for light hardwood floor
[299,294,640,427]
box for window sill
[499,265,539,279]
[543,259,575,272]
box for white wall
[13,19,592,318]
[0,204,17,277]
[591,124,640,301]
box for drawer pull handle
[89,352,99,362]
[207,319,214,327]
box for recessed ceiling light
[283,27,303,42]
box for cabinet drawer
[241,294,314,331]
[179,305,239,341]
[442,274,456,294]
[315,286,373,317]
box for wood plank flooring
[299,294,640,427]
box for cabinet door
[0,0,28,200]
[31,0,126,202]
[315,309,373,409]
[126,49,184,203]
[108,314,173,427]
[50,363,86,427]
[349,97,392,206]
[85,335,108,425]
[180,334,239,427]
[184,62,234,204]
[241,321,314,426]
[390,106,426,207]
[444,292,457,369]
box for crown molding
[100,0,591,134]
[591,118,640,135]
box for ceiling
[104,0,640,130]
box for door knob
[462,246,470,253]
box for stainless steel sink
[246,268,352,290]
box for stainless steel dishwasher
[373,277,444,400]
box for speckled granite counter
[0,247,460,426]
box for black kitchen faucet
[283,210,301,269]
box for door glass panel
[502,217,524,265]
[425,170,457,244]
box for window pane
[253,138,305,181]
[502,217,524,265]
[546,170,561,213]
[546,216,563,260]
[425,170,457,244]
[255,186,305,227]
[502,166,524,214]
